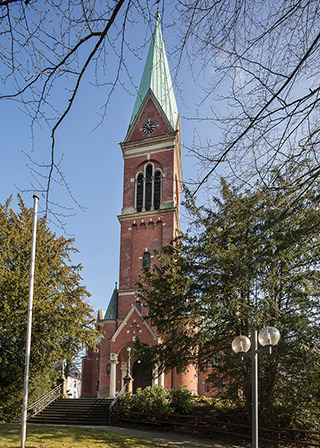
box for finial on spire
[155,7,160,23]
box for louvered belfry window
[136,173,144,212]
[135,163,161,212]
[154,170,161,210]
[145,164,153,211]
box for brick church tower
[81,12,198,398]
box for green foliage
[118,386,171,416]
[118,386,246,422]
[0,367,58,423]
[118,386,194,416]
[138,177,320,429]
[170,385,195,415]
[0,196,97,421]
[193,396,247,422]
[136,240,200,374]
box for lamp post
[123,346,133,393]
[127,346,131,377]
[232,327,280,448]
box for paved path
[79,424,244,448]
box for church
[81,12,220,399]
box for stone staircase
[28,397,113,426]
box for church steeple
[81,10,190,400]
[128,10,179,133]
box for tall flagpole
[21,195,39,448]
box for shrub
[170,385,195,415]
[118,386,171,416]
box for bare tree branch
[193,27,320,195]
[47,0,127,210]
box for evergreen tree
[138,179,320,428]
[0,196,97,420]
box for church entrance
[132,360,152,392]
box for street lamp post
[123,346,133,393]
[232,327,280,448]
[127,346,131,377]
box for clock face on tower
[142,119,156,134]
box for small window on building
[217,377,224,394]
[106,364,110,375]
[142,252,151,269]
[212,352,223,367]
[204,379,211,393]
[205,357,211,370]
[148,303,154,314]
[135,301,142,312]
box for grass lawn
[0,424,178,448]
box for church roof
[129,10,179,131]
[103,288,118,320]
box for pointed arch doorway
[132,360,152,393]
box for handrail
[109,384,127,424]
[114,410,320,447]
[27,383,62,418]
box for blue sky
[0,7,220,315]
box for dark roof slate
[103,288,118,320]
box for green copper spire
[129,10,179,131]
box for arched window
[135,164,162,212]
[212,352,223,366]
[217,377,224,393]
[154,170,161,210]
[142,252,151,269]
[145,164,153,211]
[136,173,143,213]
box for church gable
[111,304,158,344]
[125,91,173,143]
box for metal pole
[252,330,259,448]
[127,347,131,376]
[21,195,39,448]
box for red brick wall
[121,150,175,210]
[81,350,99,397]
[128,97,171,143]
[118,214,174,294]
[198,369,225,397]
[171,366,198,394]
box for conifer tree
[0,196,97,420]
[138,178,320,427]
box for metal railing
[27,383,62,419]
[114,410,320,447]
[109,384,127,424]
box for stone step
[28,397,112,426]
[41,404,110,410]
